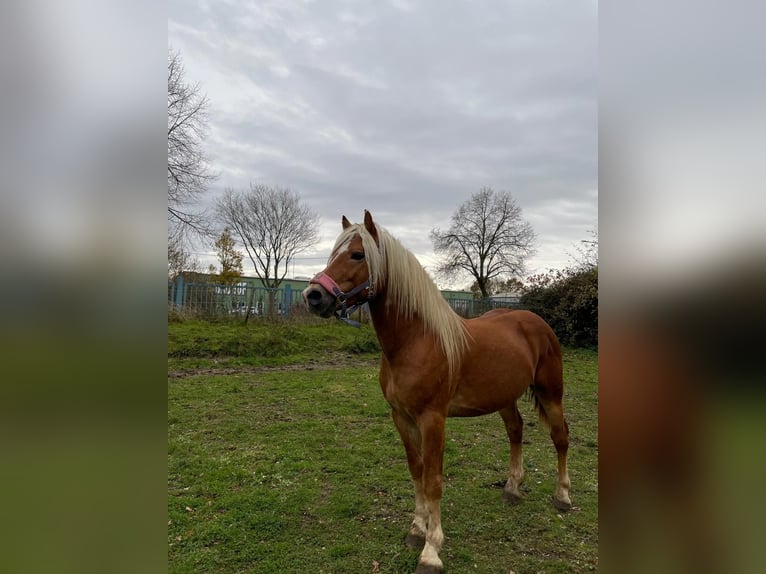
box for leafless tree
[168,231,200,279]
[216,184,319,318]
[570,228,598,270]
[430,187,536,298]
[168,48,215,249]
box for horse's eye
[350,252,365,261]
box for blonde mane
[333,223,469,378]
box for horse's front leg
[415,410,446,574]
[391,410,427,549]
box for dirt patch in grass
[168,353,380,378]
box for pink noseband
[309,272,371,303]
[309,272,345,299]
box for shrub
[521,266,598,348]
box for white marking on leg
[556,454,571,505]
[509,443,524,489]
[419,541,444,570]
[411,481,428,536]
[418,499,444,568]
[503,443,525,499]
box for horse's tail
[528,328,565,429]
[527,384,549,427]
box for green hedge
[521,266,598,348]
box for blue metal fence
[168,276,307,318]
[168,276,520,319]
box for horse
[302,211,571,573]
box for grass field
[168,320,598,573]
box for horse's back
[469,309,560,353]
[474,307,514,320]
[466,308,562,384]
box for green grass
[168,320,381,370]
[168,322,598,573]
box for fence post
[283,284,292,315]
[175,276,185,307]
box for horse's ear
[342,215,351,229]
[363,210,379,243]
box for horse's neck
[368,291,428,361]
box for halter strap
[309,272,372,327]
[310,272,344,299]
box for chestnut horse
[303,211,571,573]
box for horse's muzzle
[302,285,337,318]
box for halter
[309,271,373,328]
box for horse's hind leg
[499,404,525,503]
[543,400,572,511]
[534,354,572,511]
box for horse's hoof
[414,562,444,574]
[502,489,523,504]
[552,496,572,511]
[404,532,426,550]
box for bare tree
[168,48,215,243]
[216,184,319,318]
[569,228,598,270]
[430,187,536,298]
[168,231,200,279]
[467,276,526,298]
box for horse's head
[302,210,380,321]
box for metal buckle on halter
[334,280,370,328]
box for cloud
[170,0,597,282]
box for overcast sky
[169,0,597,288]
